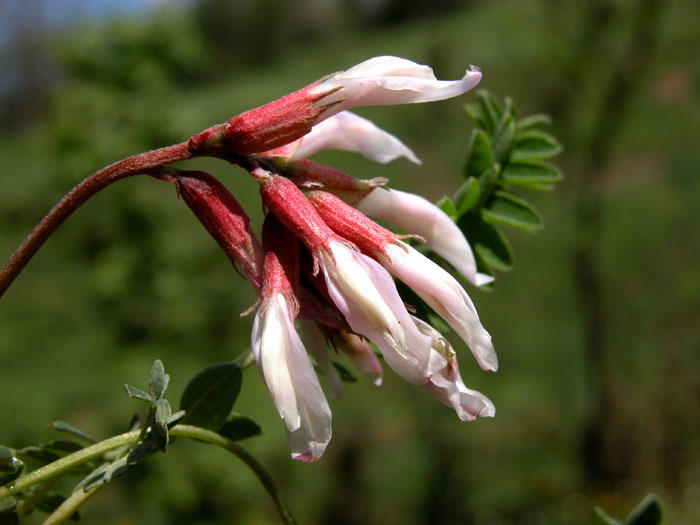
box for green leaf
[458,214,514,272]
[482,190,543,232]
[512,130,563,160]
[475,165,500,209]
[52,421,97,444]
[0,496,18,525]
[124,384,154,404]
[126,441,153,466]
[167,410,186,428]
[465,130,495,179]
[477,91,502,134]
[626,494,662,525]
[148,359,169,401]
[332,361,358,383]
[17,447,60,467]
[217,414,262,441]
[42,441,84,454]
[491,116,516,165]
[180,362,242,431]
[516,114,552,132]
[79,456,131,492]
[454,177,481,216]
[501,160,562,188]
[464,103,490,132]
[151,398,172,453]
[436,196,457,221]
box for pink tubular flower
[158,171,263,288]
[308,190,497,372]
[258,172,433,384]
[251,214,331,462]
[357,187,494,287]
[191,56,481,157]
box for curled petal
[358,187,493,286]
[415,318,495,421]
[251,294,332,461]
[380,243,498,372]
[319,240,432,384]
[311,56,482,119]
[291,111,421,165]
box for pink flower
[258,172,434,384]
[358,187,494,286]
[251,213,331,462]
[155,170,263,288]
[308,190,497,372]
[191,56,481,157]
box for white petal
[291,111,421,165]
[251,295,332,461]
[300,320,344,399]
[358,187,493,286]
[319,240,432,384]
[380,243,498,372]
[311,56,481,119]
[414,317,495,421]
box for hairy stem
[0,425,297,525]
[0,431,141,500]
[42,484,103,525]
[170,425,298,525]
[0,142,192,298]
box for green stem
[170,425,298,525]
[42,484,103,525]
[1,425,297,525]
[0,430,141,500]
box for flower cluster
[177,56,496,461]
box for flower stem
[170,425,298,525]
[0,425,297,525]
[0,142,192,298]
[0,430,141,500]
[42,484,103,525]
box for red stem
[0,142,192,298]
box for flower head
[178,56,497,462]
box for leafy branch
[440,90,563,282]
[0,360,295,525]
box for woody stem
[0,142,192,298]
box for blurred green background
[1,0,698,523]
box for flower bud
[173,171,263,288]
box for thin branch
[170,425,298,525]
[42,484,103,525]
[0,142,192,298]
[0,430,141,500]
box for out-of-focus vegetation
[1,0,698,523]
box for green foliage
[180,362,242,431]
[0,360,268,523]
[449,91,564,279]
